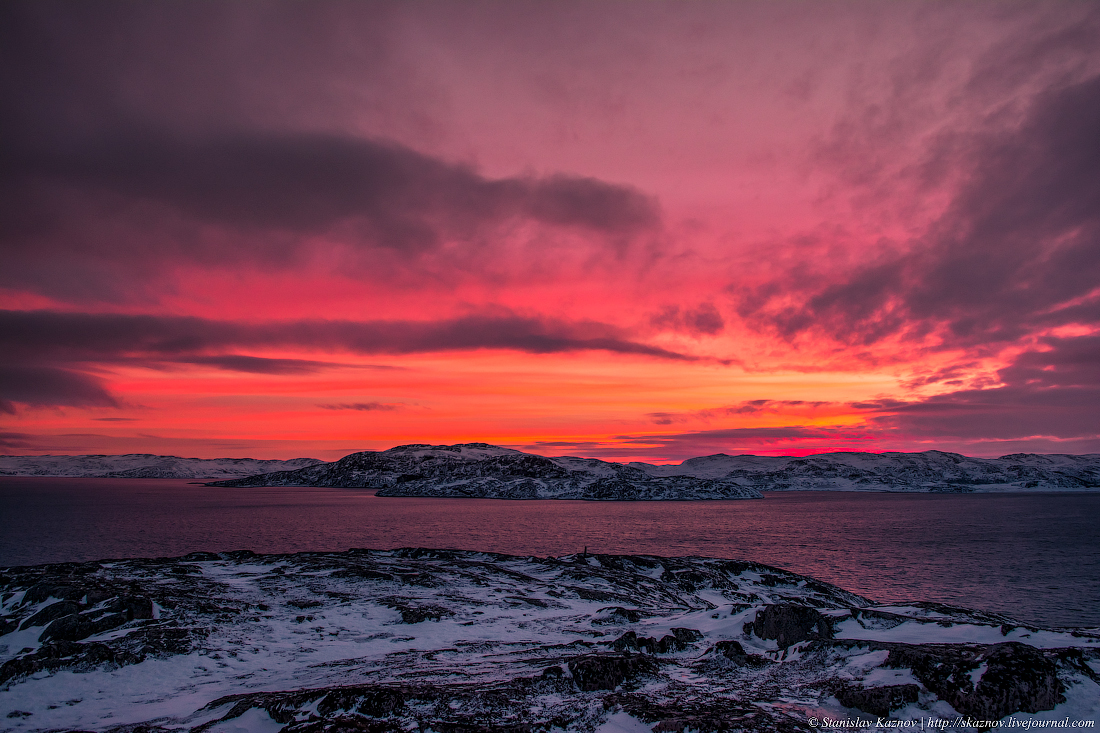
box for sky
[2,1,1099,462]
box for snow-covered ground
[1,549,1097,731]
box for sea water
[2,477,1097,628]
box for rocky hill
[0,454,324,480]
[210,443,1100,495]
[1,548,1096,731]
[635,450,1100,491]
[211,443,763,500]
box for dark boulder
[567,653,659,691]
[750,604,835,648]
[834,684,920,717]
[710,640,771,667]
[393,604,454,624]
[39,611,129,642]
[592,607,643,624]
[106,595,155,621]
[19,600,80,630]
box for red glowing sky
[2,2,1099,461]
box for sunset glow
[3,2,1099,461]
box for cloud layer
[2,2,1098,459]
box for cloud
[650,303,725,336]
[0,310,692,363]
[0,431,37,451]
[737,70,1100,352]
[864,334,1100,442]
[0,365,118,412]
[176,355,344,375]
[318,403,401,412]
[647,400,833,425]
[0,308,692,412]
[1,131,660,301]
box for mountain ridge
[0,454,324,480]
[208,443,1100,496]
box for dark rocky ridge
[209,443,763,499]
[1,549,1097,731]
[208,443,1100,496]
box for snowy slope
[0,455,324,480]
[1,549,1096,732]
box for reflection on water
[2,478,1098,627]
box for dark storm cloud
[1,132,660,299]
[177,355,346,375]
[0,365,118,413]
[738,72,1100,350]
[0,309,691,411]
[0,310,692,362]
[0,4,659,301]
[0,432,37,450]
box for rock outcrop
[1,549,1096,731]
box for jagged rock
[834,684,920,716]
[610,628,703,654]
[567,653,660,691]
[750,603,836,647]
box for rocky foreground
[1,550,1098,732]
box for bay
[1,477,1098,628]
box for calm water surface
[2,478,1098,628]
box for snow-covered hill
[7,445,1098,493]
[212,443,764,500]
[0,454,324,480]
[633,450,1100,491]
[212,443,1100,495]
[1,549,1096,731]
